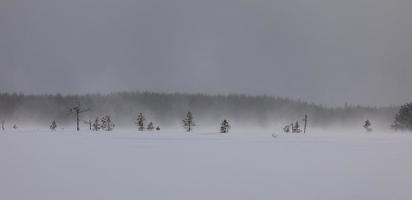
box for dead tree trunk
[303,114,308,134]
[69,102,90,131]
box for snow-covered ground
[0,130,411,200]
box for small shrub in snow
[220,119,231,133]
[363,120,372,132]
[147,122,154,131]
[50,120,57,131]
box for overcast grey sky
[1,0,411,106]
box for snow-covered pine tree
[100,115,115,131]
[92,117,100,131]
[147,122,154,131]
[183,112,195,132]
[136,113,145,131]
[392,102,412,131]
[50,120,57,131]
[220,119,231,133]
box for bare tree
[68,102,89,131]
[303,114,308,134]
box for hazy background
[1,0,411,107]
[0,92,397,131]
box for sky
[1,0,412,107]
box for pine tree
[220,119,231,133]
[92,117,100,131]
[147,122,154,131]
[136,113,145,131]
[50,120,57,131]
[292,121,301,133]
[183,112,195,132]
[392,103,412,131]
[100,115,115,131]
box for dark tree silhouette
[68,102,89,131]
[50,120,57,131]
[136,113,145,131]
[363,120,372,132]
[147,122,154,131]
[292,121,301,133]
[303,114,308,133]
[1,120,4,131]
[283,124,291,133]
[92,117,100,131]
[156,126,160,131]
[0,92,397,129]
[220,119,231,133]
[392,103,412,131]
[100,115,115,131]
[183,112,195,132]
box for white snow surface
[1,130,411,200]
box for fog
[1,0,412,107]
[0,92,397,133]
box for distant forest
[0,92,398,130]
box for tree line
[48,111,231,133]
[0,92,398,130]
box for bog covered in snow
[0,130,411,200]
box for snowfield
[0,130,411,200]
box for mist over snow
[0,92,398,132]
